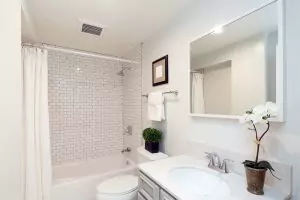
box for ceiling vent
[81,23,103,36]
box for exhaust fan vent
[82,23,102,36]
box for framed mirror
[189,0,285,121]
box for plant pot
[245,165,267,195]
[145,141,159,153]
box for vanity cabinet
[138,192,148,200]
[160,189,176,200]
[138,171,177,200]
[138,172,160,200]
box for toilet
[96,147,168,200]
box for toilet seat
[97,175,138,197]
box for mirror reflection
[190,2,278,115]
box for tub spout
[121,147,131,153]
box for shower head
[116,66,131,77]
[117,68,126,76]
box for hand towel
[148,92,165,121]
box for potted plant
[143,128,162,153]
[240,102,280,195]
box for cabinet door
[138,192,147,200]
[139,173,160,200]
[160,189,176,200]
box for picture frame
[152,55,168,86]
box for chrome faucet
[220,159,232,174]
[205,152,233,174]
[121,147,131,153]
[205,152,221,168]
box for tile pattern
[48,51,125,165]
[123,65,142,144]
[122,49,143,159]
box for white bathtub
[51,154,137,200]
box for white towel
[148,92,165,121]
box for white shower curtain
[192,73,205,113]
[22,47,52,200]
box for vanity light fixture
[213,26,224,34]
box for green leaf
[258,160,275,171]
[243,160,256,167]
[143,128,162,142]
[258,161,281,180]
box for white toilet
[96,147,168,200]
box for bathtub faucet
[121,147,131,153]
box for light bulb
[213,26,224,34]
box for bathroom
[1,0,300,199]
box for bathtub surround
[142,0,300,198]
[122,46,143,163]
[48,51,124,165]
[22,47,52,200]
[48,49,143,165]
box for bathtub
[51,154,137,200]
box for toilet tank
[136,147,168,164]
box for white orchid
[240,102,278,124]
[266,102,279,117]
[241,102,280,180]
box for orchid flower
[241,102,280,179]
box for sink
[168,167,231,197]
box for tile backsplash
[48,51,127,165]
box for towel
[148,92,165,121]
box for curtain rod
[22,43,139,64]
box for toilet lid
[97,175,138,195]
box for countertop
[138,155,287,200]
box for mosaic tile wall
[48,51,125,165]
[122,47,143,162]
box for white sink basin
[168,167,231,197]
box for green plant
[143,128,162,143]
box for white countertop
[138,155,286,200]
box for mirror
[190,1,282,117]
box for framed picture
[152,55,168,86]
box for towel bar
[142,90,178,98]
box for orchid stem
[253,122,270,165]
[255,144,260,165]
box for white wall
[0,1,22,200]
[142,0,300,198]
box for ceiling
[22,0,197,57]
[191,1,278,59]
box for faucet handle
[204,152,213,159]
[221,159,234,173]
[205,152,215,167]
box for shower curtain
[192,73,205,113]
[22,47,52,200]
